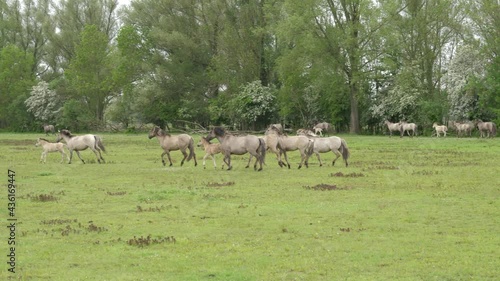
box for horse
[384,121,401,137]
[43,124,55,135]
[206,127,265,171]
[310,136,350,167]
[56,130,106,164]
[148,126,197,167]
[264,127,284,167]
[450,121,474,137]
[313,122,332,136]
[271,127,314,169]
[35,138,69,164]
[432,123,447,137]
[269,123,283,133]
[296,129,317,137]
[399,121,417,137]
[476,120,497,138]
[197,137,223,169]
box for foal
[197,137,223,169]
[35,138,69,163]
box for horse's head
[56,130,71,142]
[148,126,160,139]
[35,138,41,146]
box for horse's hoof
[169,164,173,167]
[258,168,263,171]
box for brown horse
[197,137,223,169]
[476,120,497,138]
[148,126,197,167]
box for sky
[117,0,131,7]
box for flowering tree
[24,81,62,123]
[229,80,277,129]
[444,45,486,120]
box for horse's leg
[315,152,323,167]
[246,155,252,169]
[41,151,46,163]
[226,154,232,170]
[202,153,209,169]
[332,150,341,166]
[74,151,85,164]
[90,148,102,164]
[211,154,217,169]
[180,149,188,166]
[282,151,291,169]
[59,150,65,163]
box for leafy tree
[0,44,35,129]
[65,25,116,123]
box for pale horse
[432,123,447,137]
[35,138,69,163]
[56,130,106,164]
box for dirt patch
[206,181,235,187]
[330,172,365,178]
[303,184,352,191]
[107,191,127,196]
[136,205,177,212]
[127,235,176,247]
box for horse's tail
[186,137,195,161]
[258,138,266,165]
[94,135,106,153]
[340,138,350,162]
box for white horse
[56,130,106,164]
[384,121,401,137]
[311,136,350,167]
[400,121,417,137]
[313,122,332,136]
[432,123,447,137]
[35,138,69,163]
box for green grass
[1,133,499,280]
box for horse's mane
[213,126,226,137]
[38,138,51,142]
[60,129,74,138]
[156,127,171,137]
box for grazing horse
[35,138,69,163]
[43,124,55,135]
[432,123,447,137]
[313,122,332,136]
[271,128,314,169]
[197,137,223,169]
[384,121,401,137]
[476,120,497,138]
[148,126,197,167]
[206,127,265,171]
[56,130,106,164]
[311,136,350,167]
[400,121,417,137]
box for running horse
[56,130,106,164]
[148,126,197,167]
[206,127,266,171]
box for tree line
[0,0,498,133]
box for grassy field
[1,132,499,280]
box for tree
[0,44,35,129]
[226,80,277,130]
[65,25,116,122]
[25,81,62,123]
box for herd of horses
[36,119,495,169]
[384,120,497,138]
[36,122,348,171]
